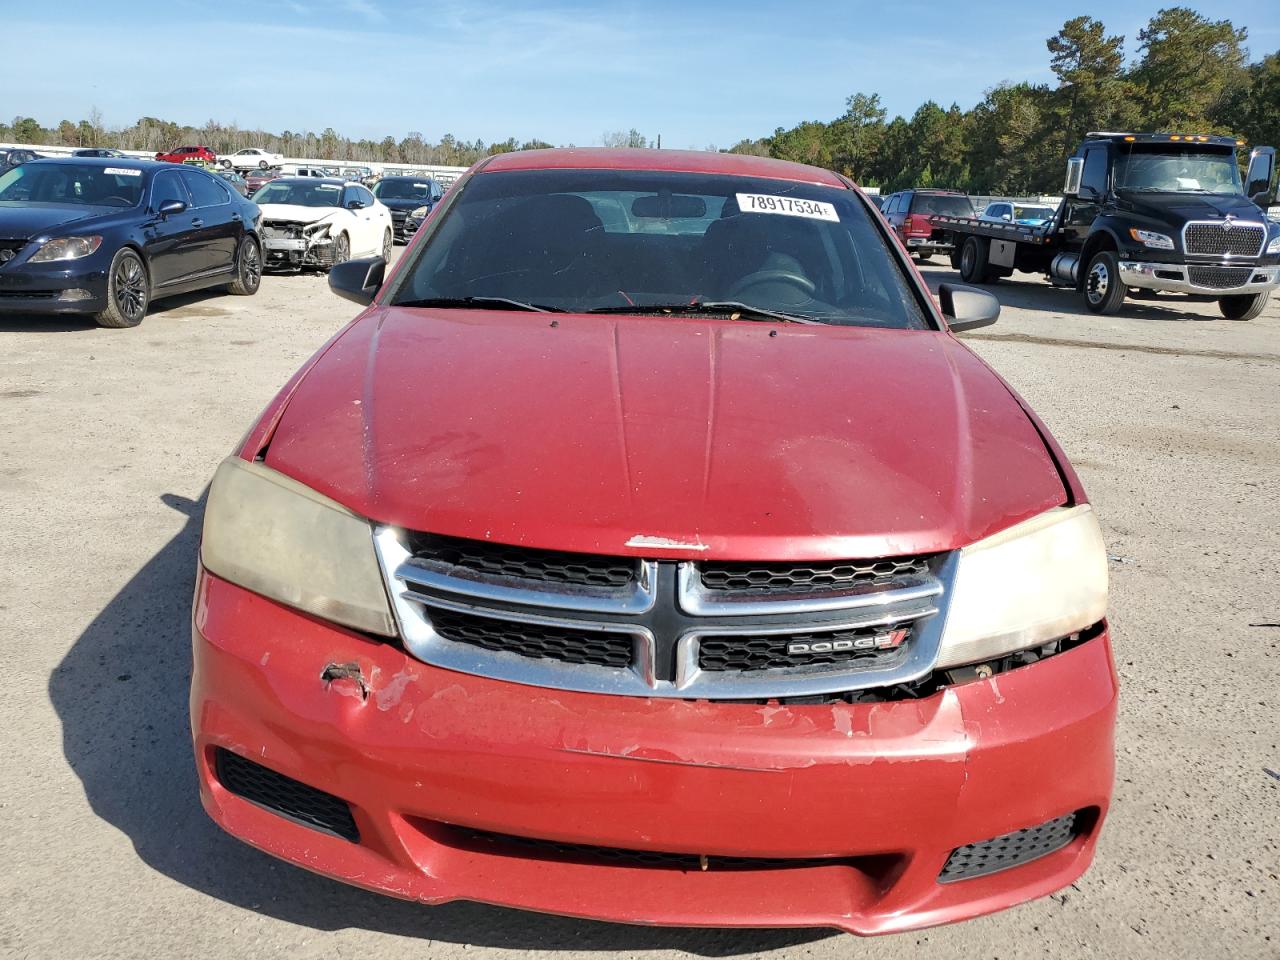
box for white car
[252,177,393,271]
[218,147,285,171]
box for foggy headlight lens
[936,505,1107,669]
[29,236,104,262]
[409,206,430,219]
[201,457,395,636]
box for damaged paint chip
[321,661,369,701]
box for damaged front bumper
[191,569,1117,935]
[261,222,335,269]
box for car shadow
[49,491,834,954]
[918,264,1222,322]
[0,287,243,331]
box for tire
[227,235,262,296]
[259,160,269,170]
[1083,250,1127,314]
[949,247,963,270]
[914,252,933,264]
[94,248,150,328]
[221,158,232,169]
[381,228,393,261]
[1218,291,1269,321]
[329,232,350,271]
[958,236,990,284]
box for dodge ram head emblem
[788,628,908,656]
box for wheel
[94,248,150,328]
[914,252,933,264]
[329,232,350,270]
[227,235,262,296]
[221,158,232,169]
[259,160,269,170]
[949,247,963,270]
[1083,250,1127,314]
[381,228,393,261]
[958,236,989,284]
[1218,291,1269,320]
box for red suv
[881,189,976,262]
[192,150,1115,935]
[155,145,216,164]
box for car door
[142,169,199,287]
[340,185,375,254]
[1062,146,1108,251]
[179,169,240,277]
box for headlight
[29,236,103,262]
[936,505,1107,669]
[1267,235,1280,254]
[1129,228,1174,250]
[303,221,331,237]
[201,457,395,636]
[409,206,430,219]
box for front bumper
[262,232,333,269]
[1119,260,1280,296]
[905,236,953,254]
[0,254,110,314]
[191,569,1117,935]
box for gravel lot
[1,257,1276,959]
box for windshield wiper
[394,296,565,313]
[587,301,815,324]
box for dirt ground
[0,256,1276,959]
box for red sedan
[192,148,1115,934]
[155,144,216,164]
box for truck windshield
[1114,146,1243,195]
[390,168,929,328]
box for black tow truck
[935,132,1280,319]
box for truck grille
[1183,221,1265,258]
[377,528,952,700]
[1187,266,1255,289]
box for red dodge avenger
[191,148,1114,934]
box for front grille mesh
[698,557,930,594]
[1184,222,1264,257]
[939,812,1078,882]
[408,532,638,589]
[699,625,910,672]
[1187,265,1255,289]
[426,605,634,668]
[215,749,359,842]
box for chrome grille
[1183,221,1265,258]
[1187,266,1255,289]
[376,527,952,700]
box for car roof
[380,174,436,181]
[272,176,347,185]
[26,156,168,171]
[479,148,847,188]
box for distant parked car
[979,201,1058,227]
[244,167,282,195]
[218,147,285,171]
[371,175,444,240]
[865,193,885,211]
[880,189,976,262]
[1,148,43,172]
[0,157,262,328]
[156,145,217,165]
[288,166,330,178]
[73,148,128,159]
[218,170,250,197]
[253,177,393,271]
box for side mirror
[329,256,385,306]
[938,282,999,333]
[157,199,187,218]
[346,199,365,210]
[1063,157,1083,197]
[1001,213,1012,221]
[1245,146,1275,206]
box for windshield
[910,194,975,216]
[0,163,144,207]
[1114,146,1243,194]
[251,180,343,207]
[389,168,929,328]
[1014,204,1055,220]
[374,179,436,201]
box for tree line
[4,7,1278,192]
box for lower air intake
[215,748,359,843]
[938,811,1079,882]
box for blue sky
[6,1,1279,148]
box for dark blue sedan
[0,157,263,327]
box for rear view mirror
[938,282,999,333]
[1063,157,1083,197]
[1245,146,1275,206]
[329,256,385,306]
[631,194,707,218]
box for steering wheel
[727,269,816,300]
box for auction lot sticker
[736,193,838,222]
[104,167,142,177]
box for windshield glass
[252,180,343,207]
[374,178,436,201]
[910,193,974,216]
[1114,146,1243,194]
[0,163,144,206]
[1014,204,1055,220]
[389,168,929,328]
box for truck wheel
[94,248,150,328]
[1083,251,1127,315]
[959,237,989,284]
[1218,291,1269,321]
[914,252,933,264]
[949,247,963,270]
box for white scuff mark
[989,677,1005,705]
[260,652,270,666]
[624,534,709,551]
[375,669,418,711]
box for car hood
[1116,189,1266,226]
[378,197,430,212]
[0,203,123,237]
[263,311,1068,560]
[256,204,339,224]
